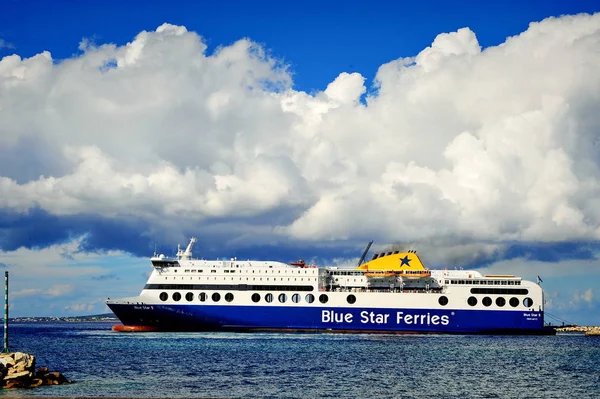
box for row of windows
[470,288,528,295]
[251,293,315,303]
[146,284,314,291]
[166,277,316,282]
[158,291,363,305]
[467,296,533,308]
[171,268,316,274]
[448,279,521,286]
[159,292,331,304]
[158,291,535,309]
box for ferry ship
[107,238,554,335]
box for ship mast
[177,237,197,260]
[357,241,373,266]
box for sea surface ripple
[2,322,599,398]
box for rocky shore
[554,326,600,336]
[0,352,72,389]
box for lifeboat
[364,270,396,278]
[398,269,431,279]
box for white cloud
[11,284,73,298]
[0,39,14,50]
[573,288,595,304]
[64,302,98,313]
[1,14,600,251]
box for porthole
[185,292,194,302]
[199,292,207,302]
[347,294,356,304]
[319,294,329,304]
[212,292,221,302]
[482,297,492,307]
[159,292,168,301]
[509,297,519,307]
[265,293,274,303]
[467,296,477,306]
[292,293,301,303]
[278,293,287,303]
[496,297,506,307]
[305,294,315,303]
[251,293,261,303]
[438,296,448,306]
[523,297,533,307]
[225,293,234,302]
[172,292,181,302]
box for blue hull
[108,303,554,335]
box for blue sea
[2,322,599,398]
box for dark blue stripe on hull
[107,303,553,335]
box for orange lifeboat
[398,270,431,279]
[364,270,396,278]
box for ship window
[173,292,181,302]
[467,296,477,306]
[438,296,448,306]
[211,270,216,273]
[319,294,329,304]
[199,292,207,302]
[523,297,533,307]
[212,293,221,302]
[159,292,168,301]
[225,293,234,302]
[278,293,287,303]
[510,297,519,307]
[347,294,356,304]
[185,292,194,302]
[292,294,301,303]
[265,293,273,303]
[496,297,506,307]
[251,293,261,303]
[305,294,315,303]
[482,297,492,307]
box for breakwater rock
[0,352,72,389]
[585,328,600,337]
[554,326,600,335]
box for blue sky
[1,0,600,325]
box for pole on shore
[3,271,8,353]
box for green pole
[3,271,8,353]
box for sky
[1,0,600,325]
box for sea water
[2,322,599,398]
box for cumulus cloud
[1,15,600,258]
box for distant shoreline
[8,313,117,323]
